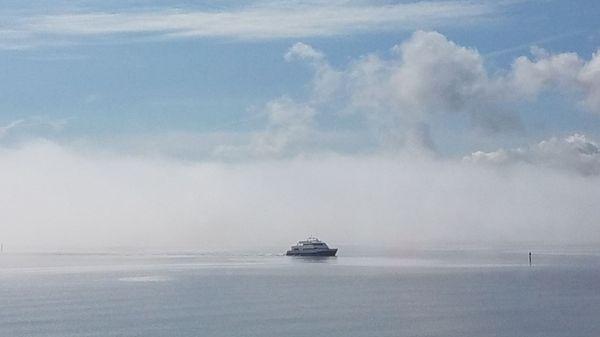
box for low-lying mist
[1,140,599,252]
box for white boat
[286,237,337,256]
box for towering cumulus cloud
[285,31,519,135]
[286,31,600,134]
[271,31,600,155]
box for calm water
[1,249,600,337]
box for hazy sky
[1,0,600,250]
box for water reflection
[287,256,338,264]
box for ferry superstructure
[285,237,337,256]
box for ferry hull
[286,249,337,257]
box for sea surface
[1,248,600,337]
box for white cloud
[252,97,317,156]
[207,33,600,158]
[510,47,600,114]
[214,97,318,158]
[292,31,521,136]
[578,50,600,113]
[0,1,497,48]
[287,31,600,145]
[510,47,584,97]
[284,42,324,62]
[384,30,518,131]
[464,133,600,176]
[285,42,343,104]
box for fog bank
[1,140,598,251]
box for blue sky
[0,0,599,158]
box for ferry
[286,237,337,256]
